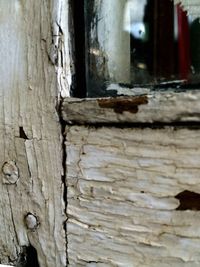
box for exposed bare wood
[0,0,70,266]
[66,125,200,267]
[62,92,200,124]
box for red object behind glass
[177,4,191,80]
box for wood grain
[62,92,200,124]
[66,126,200,266]
[0,1,71,266]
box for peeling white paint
[66,126,200,266]
[0,1,67,266]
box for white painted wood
[62,91,200,124]
[66,126,200,266]
[0,0,70,266]
[52,0,72,98]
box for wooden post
[0,0,71,266]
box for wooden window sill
[61,91,200,125]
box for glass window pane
[85,0,200,97]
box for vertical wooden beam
[0,0,70,266]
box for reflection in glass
[85,0,200,97]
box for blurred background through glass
[85,0,200,96]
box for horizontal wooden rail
[62,91,200,124]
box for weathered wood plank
[62,92,200,124]
[66,126,200,266]
[0,1,71,266]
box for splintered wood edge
[61,91,200,124]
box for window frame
[66,0,200,125]
[72,1,200,98]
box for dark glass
[85,0,200,97]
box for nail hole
[2,161,19,184]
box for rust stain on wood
[98,96,148,114]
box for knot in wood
[25,213,39,230]
[2,161,19,184]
